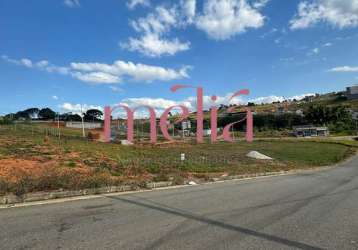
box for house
[345,85,358,100]
[293,125,329,137]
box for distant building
[181,120,191,130]
[66,121,102,129]
[295,109,304,116]
[302,96,315,103]
[293,125,329,137]
[203,129,211,136]
[346,85,358,100]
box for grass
[0,124,355,196]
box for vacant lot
[0,125,355,196]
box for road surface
[1,155,358,250]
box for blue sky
[1,0,358,115]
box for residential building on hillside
[346,85,358,100]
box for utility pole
[57,112,61,140]
[81,105,85,138]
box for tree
[84,109,103,122]
[68,113,82,122]
[5,113,16,120]
[23,108,39,119]
[305,105,329,125]
[39,108,56,120]
[15,111,29,120]
[305,104,354,133]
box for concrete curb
[1,154,356,208]
[0,185,139,205]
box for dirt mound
[246,151,273,160]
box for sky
[1,0,358,116]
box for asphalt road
[1,155,358,250]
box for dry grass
[0,125,355,195]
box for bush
[0,118,13,125]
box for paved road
[1,155,358,250]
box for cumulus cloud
[70,60,191,83]
[64,0,80,8]
[290,0,358,30]
[72,72,121,84]
[195,0,266,40]
[121,34,190,57]
[122,5,191,57]
[123,0,268,56]
[127,0,150,9]
[181,0,197,23]
[329,66,358,72]
[253,0,270,9]
[249,93,315,104]
[2,55,191,84]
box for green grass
[1,126,353,170]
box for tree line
[1,108,103,123]
[1,104,356,134]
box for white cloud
[253,0,270,9]
[121,34,190,57]
[2,55,70,75]
[109,86,124,93]
[122,0,267,56]
[2,55,190,84]
[323,42,333,47]
[181,0,197,23]
[45,65,70,75]
[20,58,33,68]
[64,0,80,8]
[72,72,121,84]
[249,93,315,104]
[289,93,316,101]
[36,60,49,68]
[195,0,266,40]
[70,60,191,82]
[121,97,178,110]
[122,5,191,57]
[60,103,103,115]
[127,0,150,9]
[52,95,59,100]
[249,95,284,104]
[2,55,34,68]
[111,97,183,118]
[329,66,358,72]
[290,0,358,30]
